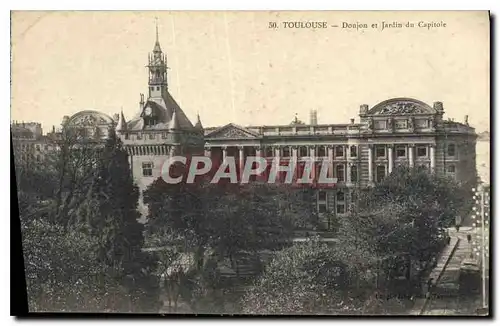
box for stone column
[430,144,436,171]
[204,146,211,157]
[292,146,298,181]
[388,144,394,174]
[347,162,352,184]
[368,144,373,183]
[310,146,316,182]
[255,145,262,157]
[222,146,227,162]
[408,144,414,168]
[238,146,245,178]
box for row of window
[17,144,48,151]
[125,132,168,140]
[373,143,456,159]
[374,119,430,129]
[317,190,346,215]
[263,145,358,158]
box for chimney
[360,104,369,115]
[464,115,469,125]
[140,93,145,110]
[350,118,355,124]
[309,110,318,125]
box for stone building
[11,121,49,166]
[17,29,477,228]
[114,28,204,215]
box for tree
[241,239,358,315]
[82,128,160,312]
[339,166,472,299]
[143,178,316,312]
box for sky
[11,11,490,132]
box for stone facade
[204,98,477,230]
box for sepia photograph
[10,10,491,316]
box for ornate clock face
[144,107,152,116]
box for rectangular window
[395,145,406,158]
[282,147,291,157]
[336,191,345,201]
[336,164,345,182]
[447,144,456,157]
[335,146,344,158]
[336,204,345,214]
[350,145,357,158]
[318,203,327,213]
[376,146,386,158]
[318,190,327,201]
[35,145,40,151]
[376,165,386,182]
[125,133,129,140]
[446,165,456,173]
[299,146,308,158]
[350,165,358,182]
[395,120,408,129]
[416,145,427,157]
[142,162,153,177]
[265,147,274,157]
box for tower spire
[155,17,159,43]
[147,18,168,96]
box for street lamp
[471,185,490,311]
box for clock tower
[147,21,168,100]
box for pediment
[367,98,436,116]
[206,123,260,139]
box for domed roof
[367,98,436,116]
[66,110,115,126]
